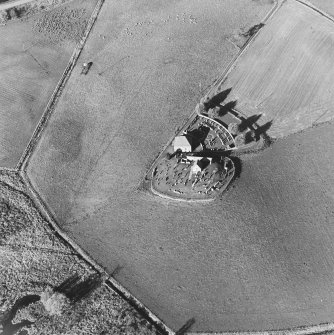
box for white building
[189,157,212,178]
[173,135,192,152]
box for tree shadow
[187,126,210,149]
[230,156,242,180]
[242,23,264,38]
[217,100,238,117]
[55,274,81,295]
[0,294,40,335]
[244,130,256,144]
[204,88,232,110]
[55,273,103,304]
[254,120,273,140]
[111,265,123,277]
[175,317,195,335]
[238,114,262,132]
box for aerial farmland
[1,0,334,334]
[0,0,98,167]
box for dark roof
[197,157,210,170]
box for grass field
[0,0,98,168]
[25,0,278,331]
[216,0,334,138]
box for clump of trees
[245,130,256,144]
[228,123,239,136]
[242,23,264,38]
[40,287,70,316]
[195,103,206,115]
[208,106,220,119]
[235,133,246,147]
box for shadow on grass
[204,88,232,110]
[111,264,124,277]
[255,120,273,140]
[239,114,262,132]
[0,294,40,335]
[55,273,103,304]
[175,317,195,335]
[217,100,238,116]
[230,156,242,180]
[187,125,210,148]
[242,23,265,38]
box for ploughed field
[0,0,98,168]
[25,0,334,332]
[217,0,334,138]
